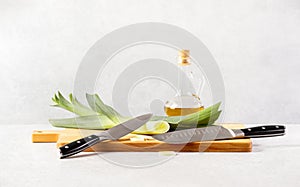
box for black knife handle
[59,135,101,159]
[240,125,285,138]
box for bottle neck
[178,64,194,96]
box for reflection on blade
[153,126,236,144]
[96,113,152,140]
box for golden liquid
[164,106,204,116]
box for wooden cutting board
[32,124,252,152]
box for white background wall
[0,0,299,125]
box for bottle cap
[179,49,190,65]
[179,50,190,58]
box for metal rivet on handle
[88,136,92,139]
[65,146,69,149]
[248,129,251,131]
[77,141,81,143]
[276,126,279,128]
[262,127,266,130]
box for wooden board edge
[32,130,62,143]
[57,140,252,152]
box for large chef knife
[59,113,152,159]
[153,125,285,144]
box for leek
[49,92,222,134]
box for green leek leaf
[49,92,222,134]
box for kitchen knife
[59,113,152,159]
[152,125,285,144]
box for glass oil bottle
[164,50,204,116]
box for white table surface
[1,124,300,187]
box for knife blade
[152,125,285,144]
[59,113,152,159]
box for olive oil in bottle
[164,50,204,116]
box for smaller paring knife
[152,125,285,144]
[59,113,152,159]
